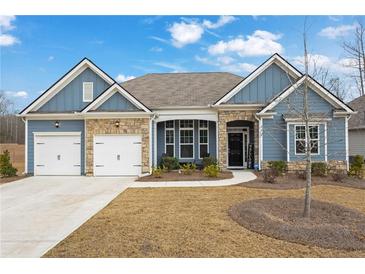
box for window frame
[164,120,175,157]
[179,120,194,159]
[294,124,320,155]
[198,120,209,159]
[83,82,94,102]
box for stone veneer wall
[262,160,347,173]
[85,118,150,176]
[218,110,259,169]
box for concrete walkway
[0,170,255,257]
[130,170,256,188]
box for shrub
[331,171,346,182]
[160,156,179,171]
[296,171,306,180]
[268,160,287,176]
[262,168,278,184]
[180,163,196,175]
[311,162,327,177]
[203,164,220,177]
[349,155,364,178]
[152,167,163,178]
[202,156,217,168]
[0,150,17,177]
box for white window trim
[294,124,320,156]
[164,120,175,157]
[198,120,209,159]
[83,82,94,102]
[179,120,194,160]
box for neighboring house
[348,95,365,159]
[18,54,355,176]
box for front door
[228,132,243,167]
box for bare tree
[0,91,14,115]
[343,21,365,97]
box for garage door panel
[34,134,81,176]
[94,135,142,176]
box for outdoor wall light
[115,120,120,128]
[54,121,60,128]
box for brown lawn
[137,170,233,182]
[44,185,365,258]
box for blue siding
[27,120,85,174]
[95,92,139,112]
[156,120,217,165]
[228,63,294,104]
[37,68,110,112]
[262,87,346,162]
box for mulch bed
[229,197,365,251]
[0,175,27,185]
[238,173,365,190]
[137,170,233,182]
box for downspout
[150,112,158,174]
[254,114,262,170]
[21,117,28,175]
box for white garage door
[93,135,142,176]
[34,133,81,176]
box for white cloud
[168,21,204,48]
[0,15,16,31]
[0,34,20,46]
[195,55,256,75]
[318,24,357,39]
[115,74,135,83]
[150,46,163,52]
[202,16,236,29]
[48,56,54,61]
[154,62,185,72]
[208,30,283,57]
[149,36,169,44]
[5,90,28,98]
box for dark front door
[228,132,243,167]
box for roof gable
[348,95,365,129]
[259,75,355,115]
[20,58,115,115]
[214,53,302,105]
[94,92,140,112]
[82,83,151,113]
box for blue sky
[1,15,363,110]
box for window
[179,120,194,158]
[295,125,319,155]
[83,82,93,102]
[199,120,209,158]
[165,120,174,157]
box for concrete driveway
[0,176,133,258]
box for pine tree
[0,150,17,177]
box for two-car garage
[33,133,142,176]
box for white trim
[345,116,349,171]
[164,120,175,157]
[155,108,218,123]
[33,131,81,136]
[286,122,290,162]
[179,119,194,160]
[294,124,320,156]
[81,83,151,113]
[83,112,152,119]
[284,117,332,122]
[153,119,158,167]
[18,113,83,119]
[216,121,219,164]
[82,82,94,102]
[198,120,209,159]
[24,118,28,174]
[149,118,153,171]
[84,120,87,175]
[259,76,355,115]
[259,118,263,169]
[324,122,328,162]
[212,104,265,110]
[214,54,302,105]
[20,59,114,114]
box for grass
[44,184,365,258]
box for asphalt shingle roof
[348,95,365,130]
[121,72,243,109]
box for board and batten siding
[228,63,294,104]
[37,68,110,112]
[156,120,216,165]
[262,86,346,162]
[27,120,85,174]
[95,92,140,112]
[349,129,365,158]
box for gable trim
[258,75,355,115]
[81,83,151,113]
[19,58,115,115]
[214,53,303,106]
